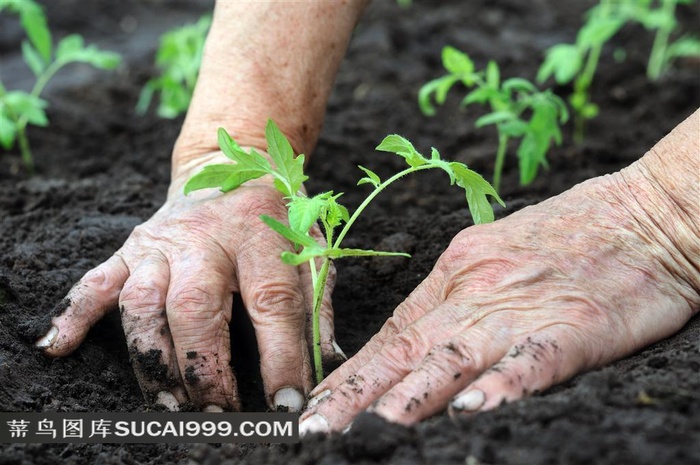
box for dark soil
[1,1,699,464]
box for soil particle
[186,350,197,360]
[133,348,167,382]
[184,366,199,385]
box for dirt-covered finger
[167,256,238,411]
[38,255,130,356]
[238,232,312,412]
[308,273,444,399]
[449,329,586,415]
[119,254,186,410]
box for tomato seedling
[184,120,504,383]
[136,15,211,119]
[420,46,568,193]
[0,0,121,175]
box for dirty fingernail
[155,391,180,411]
[451,390,485,412]
[203,404,223,413]
[299,413,329,436]
[332,340,347,360]
[306,389,331,409]
[36,326,59,349]
[273,387,304,412]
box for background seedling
[420,46,568,193]
[136,15,211,118]
[0,0,121,175]
[185,120,504,383]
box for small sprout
[137,15,211,119]
[420,47,568,192]
[0,0,121,175]
[186,120,504,383]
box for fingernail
[36,326,59,349]
[451,390,485,412]
[332,340,347,360]
[203,404,223,413]
[155,391,180,411]
[306,389,331,409]
[273,387,304,412]
[299,413,330,436]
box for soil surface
[1,1,699,464]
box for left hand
[299,169,700,433]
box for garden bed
[1,0,699,464]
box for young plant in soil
[618,0,700,80]
[136,15,211,119]
[537,0,625,144]
[0,0,121,175]
[420,46,568,193]
[184,119,504,383]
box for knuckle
[382,326,429,371]
[248,282,305,316]
[120,279,166,310]
[167,286,218,315]
[235,190,286,219]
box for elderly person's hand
[35,0,368,412]
[300,110,700,433]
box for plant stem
[648,0,676,81]
[311,258,331,384]
[17,126,34,175]
[333,164,435,248]
[492,132,508,192]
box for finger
[369,324,513,424]
[301,298,467,433]
[38,255,129,356]
[119,254,186,410]
[166,254,238,411]
[308,272,444,399]
[238,235,311,412]
[449,328,587,415]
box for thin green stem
[333,164,435,248]
[311,258,331,384]
[648,0,676,80]
[17,125,34,175]
[492,132,508,192]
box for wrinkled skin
[300,155,700,432]
[38,151,340,412]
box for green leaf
[461,87,496,106]
[442,46,474,75]
[4,91,48,126]
[0,113,17,149]
[418,75,458,116]
[375,134,426,168]
[499,118,529,137]
[260,215,319,249]
[666,36,700,60]
[19,1,51,62]
[450,162,504,224]
[326,248,411,259]
[288,195,324,235]
[21,40,45,76]
[265,119,308,197]
[183,164,239,194]
[322,194,349,229]
[537,44,582,84]
[55,35,121,69]
[357,165,381,187]
[281,247,325,266]
[502,78,537,94]
[56,34,84,61]
[486,60,500,89]
[475,111,516,128]
[577,17,624,49]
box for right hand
[36,150,343,412]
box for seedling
[0,0,121,175]
[617,0,700,80]
[136,15,211,119]
[537,0,624,144]
[420,46,568,193]
[184,120,504,383]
